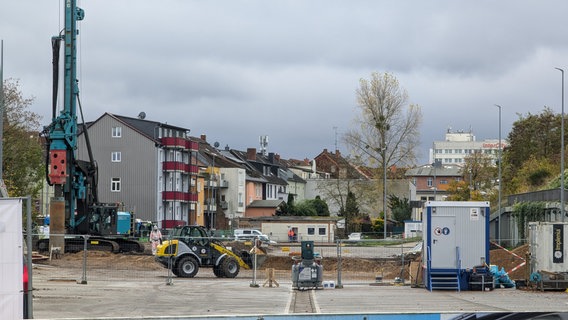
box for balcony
[163,161,189,172]
[204,179,229,188]
[162,191,198,203]
[161,137,187,149]
[187,140,199,151]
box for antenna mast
[259,135,268,156]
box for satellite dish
[138,112,146,120]
[214,141,220,148]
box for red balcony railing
[162,191,197,203]
[161,219,186,228]
[187,140,199,151]
[161,137,187,149]
[163,161,189,172]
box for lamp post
[383,146,387,239]
[208,154,216,229]
[556,67,565,222]
[495,104,502,245]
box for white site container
[529,222,568,273]
[423,201,490,290]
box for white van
[234,229,263,238]
[234,229,276,245]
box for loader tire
[172,264,180,277]
[220,257,240,278]
[177,256,199,278]
[213,265,223,278]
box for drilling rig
[38,0,143,253]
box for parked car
[234,229,263,239]
[348,232,362,240]
[234,229,277,245]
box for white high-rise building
[429,128,507,166]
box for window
[111,151,121,162]
[256,185,262,197]
[111,178,121,192]
[307,228,315,235]
[427,177,433,187]
[112,126,122,138]
[318,228,326,236]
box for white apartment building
[429,129,507,166]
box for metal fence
[31,234,422,287]
[332,239,422,286]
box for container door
[430,215,457,269]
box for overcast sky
[2,1,568,164]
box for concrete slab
[31,265,568,320]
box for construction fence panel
[31,233,423,286]
[331,240,421,286]
[32,234,275,284]
[265,239,423,286]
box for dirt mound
[489,244,529,280]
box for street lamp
[495,104,502,245]
[383,146,387,239]
[556,67,565,222]
[208,154,216,229]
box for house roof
[239,215,341,222]
[314,148,371,179]
[405,163,462,177]
[229,149,288,186]
[247,200,286,208]
[87,113,192,144]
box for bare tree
[344,72,422,169]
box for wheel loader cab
[179,226,208,247]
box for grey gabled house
[76,113,199,228]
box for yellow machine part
[156,240,177,256]
[210,242,250,270]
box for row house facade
[168,135,310,230]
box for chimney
[200,134,207,141]
[275,154,280,162]
[247,148,256,160]
[336,149,341,156]
[268,152,275,163]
